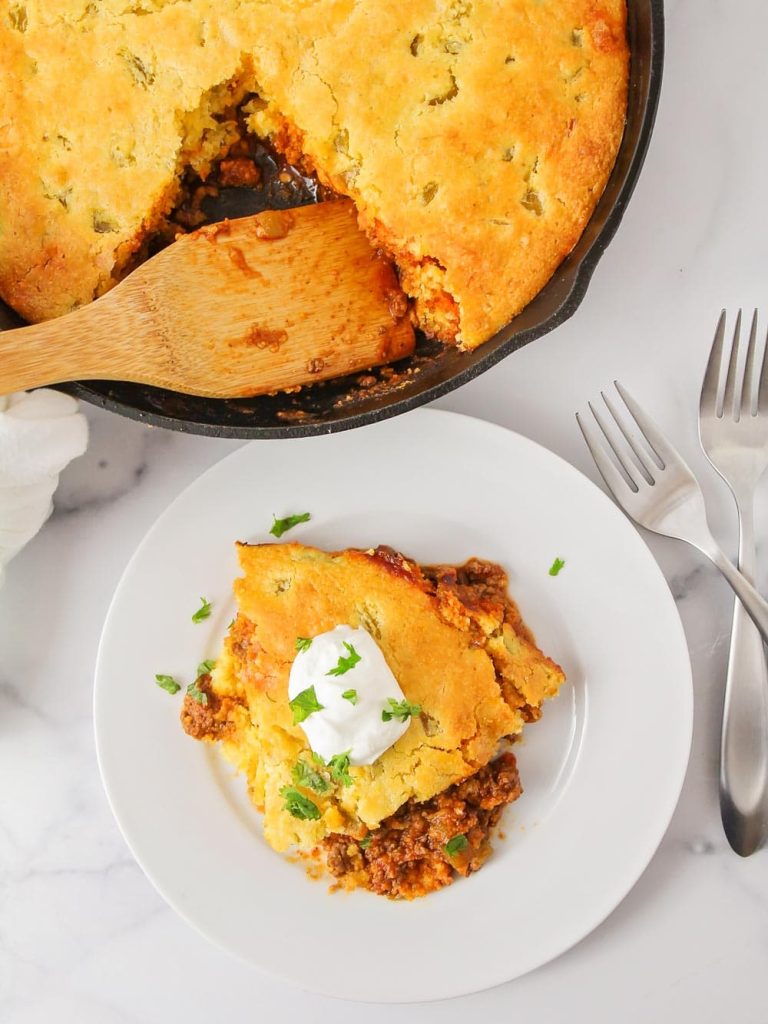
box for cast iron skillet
[0,0,663,439]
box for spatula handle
[0,296,138,394]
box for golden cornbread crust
[181,542,565,868]
[0,1,627,348]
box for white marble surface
[3,2,768,1020]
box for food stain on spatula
[0,199,415,398]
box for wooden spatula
[0,199,415,398]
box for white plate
[94,409,692,1003]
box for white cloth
[0,390,88,584]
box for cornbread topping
[181,541,566,899]
[0,1,629,355]
[288,625,411,765]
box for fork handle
[720,500,768,855]
[704,542,768,646]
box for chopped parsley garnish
[295,636,313,653]
[289,685,324,725]
[292,759,331,794]
[359,834,372,850]
[155,674,180,695]
[341,689,359,705]
[228,617,236,629]
[326,642,361,677]
[196,659,216,678]
[186,680,208,706]
[270,512,311,538]
[310,751,326,766]
[192,597,212,623]
[328,751,353,787]
[548,557,566,577]
[381,698,422,723]
[280,786,321,820]
[444,834,469,857]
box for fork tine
[600,388,656,482]
[576,410,639,498]
[613,380,680,469]
[587,399,644,487]
[700,309,726,415]
[758,318,768,413]
[722,308,742,419]
[741,309,759,417]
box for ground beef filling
[322,752,522,900]
[180,675,235,740]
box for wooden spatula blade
[144,200,414,397]
[0,199,415,399]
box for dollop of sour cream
[288,625,411,765]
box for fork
[699,310,768,856]
[576,381,768,648]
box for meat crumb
[180,676,235,740]
[218,157,262,188]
